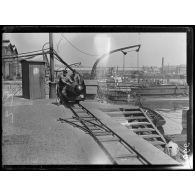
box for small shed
[21,60,45,99]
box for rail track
[58,103,151,165]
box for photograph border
[0,25,193,171]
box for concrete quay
[2,97,111,165]
[2,97,178,165]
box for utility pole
[49,33,56,98]
[137,50,140,83]
[121,51,127,79]
[167,63,170,83]
[123,54,125,75]
[137,51,139,70]
[161,57,164,74]
[161,57,164,81]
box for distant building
[142,66,161,74]
[2,40,21,80]
[176,64,186,75]
[161,65,186,75]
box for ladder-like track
[58,103,151,165]
[104,107,167,150]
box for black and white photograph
[1,26,193,170]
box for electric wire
[61,33,99,57]
[54,56,65,67]
[53,50,74,72]
[56,36,63,53]
[53,49,69,66]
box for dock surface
[2,97,112,164]
[3,97,179,165]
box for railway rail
[58,103,151,165]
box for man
[164,140,179,159]
[58,69,73,86]
[57,69,74,103]
[70,70,81,85]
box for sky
[3,33,186,69]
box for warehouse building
[2,40,21,80]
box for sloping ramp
[82,102,178,165]
[104,107,167,149]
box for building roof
[3,40,10,43]
[2,40,10,47]
[3,39,18,55]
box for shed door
[5,63,10,78]
[30,65,45,99]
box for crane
[90,44,141,79]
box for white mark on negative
[33,67,39,75]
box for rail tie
[58,103,151,165]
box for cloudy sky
[3,33,186,68]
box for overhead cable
[61,33,99,57]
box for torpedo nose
[75,84,84,94]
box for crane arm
[90,44,141,79]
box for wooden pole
[49,33,54,82]
[123,54,125,77]
[137,51,140,83]
[49,33,56,98]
